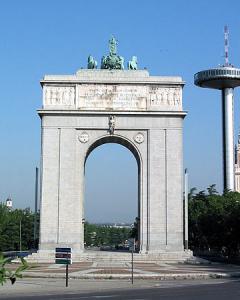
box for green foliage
[84,222,131,247]
[0,254,29,285]
[189,185,240,257]
[0,203,39,252]
[129,217,139,241]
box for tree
[84,222,131,247]
[207,184,218,196]
[0,203,39,252]
[188,186,240,257]
[0,255,29,285]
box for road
[0,279,240,299]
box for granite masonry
[30,69,192,262]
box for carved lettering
[77,84,148,110]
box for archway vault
[85,134,142,168]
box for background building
[5,197,13,209]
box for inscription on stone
[77,84,181,111]
[77,84,147,110]
[44,86,75,106]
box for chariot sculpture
[101,36,125,70]
[87,36,138,70]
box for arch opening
[84,135,141,252]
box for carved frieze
[44,86,75,106]
[148,86,182,109]
[42,84,182,111]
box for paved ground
[2,260,240,299]
[0,278,240,299]
[6,260,240,280]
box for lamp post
[19,219,22,252]
[184,169,188,250]
[34,167,39,248]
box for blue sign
[55,247,72,265]
[55,247,72,253]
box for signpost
[184,169,189,250]
[128,238,135,284]
[55,247,72,287]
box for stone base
[26,249,193,264]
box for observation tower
[194,26,240,191]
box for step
[26,250,193,264]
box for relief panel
[43,86,75,107]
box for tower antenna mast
[194,26,240,191]
[224,25,229,66]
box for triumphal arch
[33,37,190,261]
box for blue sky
[0,0,240,222]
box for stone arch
[84,134,142,167]
[36,69,189,262]
[83,134,142,251]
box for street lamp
[34,167,39,249]
[19,219,22,252]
